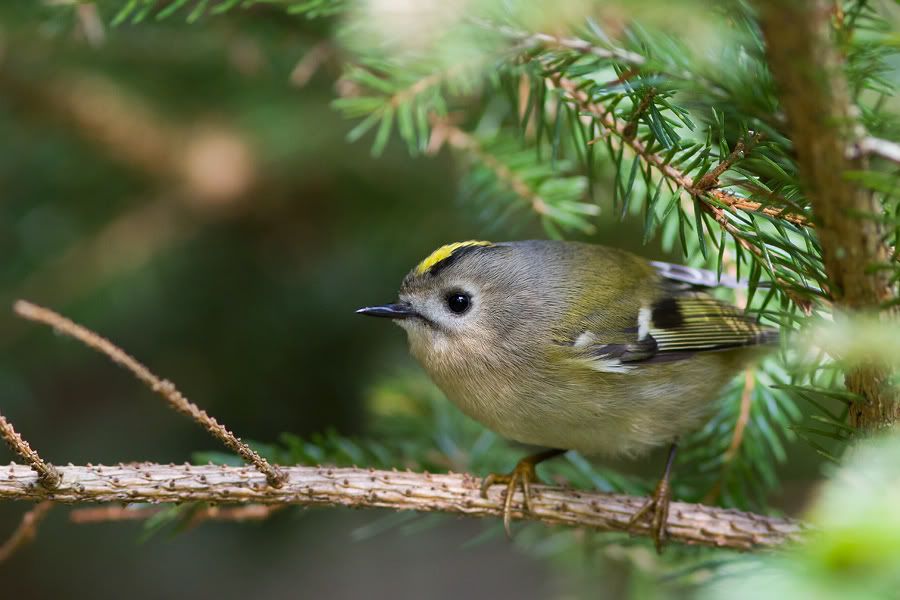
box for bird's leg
[628,442,678,553]
[480,448,565,536]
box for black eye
[445,292,471,314]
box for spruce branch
[694,133,762,192]
[552,75,816,311]
[334,60,480,155]
[552,77,810,228]
[0,463,805,551]
[13,300,286,487]
[756,0,899,430]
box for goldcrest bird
[357,239,777,549]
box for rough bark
[0,463,804,551]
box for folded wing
[566,291,777,373]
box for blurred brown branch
[756,0,899,430]
[0,502,53,563]
[0,67,256,205]
[69,504,282,525]
[0,463,804,551]
[431,122,553,220]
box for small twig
[695,133,762,192]
[848,136,900,166]
[0,413,60,488]
[75,3,106,48]
[290,42,333,88]
[705,368,757,505]
[726,369,757,462]
[70,504,281,525]
[70,505,162,524]
[12,300,286,487]
[0,502,53,563]
[0,463,805,550]
[431,121,553,218]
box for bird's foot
[627,477,672,553]
[480,458,544,537]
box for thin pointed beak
[355,302,417,320]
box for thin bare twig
[430,121,554,218]
[727,369,757,462]
[0,463,804,550]
[290,42,333,88]
[75,3,106,48]
[12,300,286,487]
[0,502,53,563]
[70,504,282,525]
[704,368,758,505]
[0,414,60,488]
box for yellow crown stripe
[415,240,493,275]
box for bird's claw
[480,459,541,537]
[627,477,672,553]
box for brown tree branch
[756,0,899,430]
[0,463,804,551]
[0,502,53,563]
[13,300,286,487]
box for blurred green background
[0,3,826,598]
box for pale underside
[417,260,773,457]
